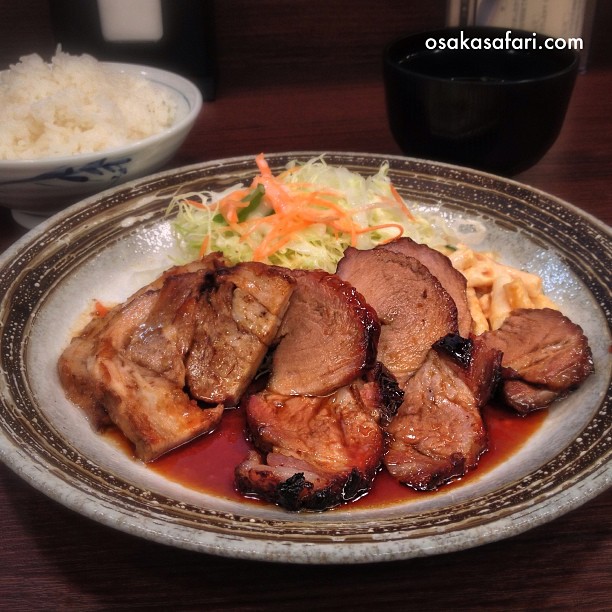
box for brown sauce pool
[110,401,546,510]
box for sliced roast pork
[336,246,458,387]
[235,380,385,511]
[481,308,593,414]
[380,237,472,337]
[58,256,225,427]
[498,380,560,413]
[384,334,501,490]
[267,269,379,396]
[97,353,223,461]
[130,253,226,297]
[366,362,405,426]
[186,261,296,405]
[125,266,210,386]
[58,290,159,429]
[58,285,224,461]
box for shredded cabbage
[168,156,453,272]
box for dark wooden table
[1,66,610,611]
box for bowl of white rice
[0,50,203,228]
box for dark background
[2,1,611,93]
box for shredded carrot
[354,223,405,243]
[181,153,417,263]
[390,184,415,221]
[185,198,208,210]
[217,188,251,224]
[198,235,210,259]
[255,152,270,174]
[93,300,110,317]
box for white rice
[0,49,177,160]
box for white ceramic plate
[0,152,610,564]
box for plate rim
[1,151,610,564]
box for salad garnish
[168,153,438,272]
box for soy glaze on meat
[58,238,594,509]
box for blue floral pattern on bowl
[0,157,131,186]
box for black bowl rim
[383,26,580,85]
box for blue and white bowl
[0,63,203,229]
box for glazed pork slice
[235,380,385,511]
[58,254,229,455]
[380,237,472,337]
[58,289,159,429]
[384,334,501,490]
[267,269,379,396]
[129,253,226,297]
[97,352,223,461]
[366,361,405,427]
[336,246,458,387]
[125,267,209,387]
[58,287,224,460]
[481,308,593,414]
[186,261,296,405]
[498,380,561,413]
[58,253,225,428]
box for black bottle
[49,0,217,100]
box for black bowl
[383,27,579,175]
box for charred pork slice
[58,290,160,428]
[366,362,405,426]
[336,247,458,387]
[267,269,379,396]
[186,262,295,405]
[58,253,225,428]
[130,253,226,297]
[384,335,501,490]
[235,381,385,511]
[98,353,223,461]
[125,268,209,387]
[379,237,472,338]
[498,380,560,413]
[481,308,593,414]
[58,288,223,460]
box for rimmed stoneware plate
[0,152,610,564]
